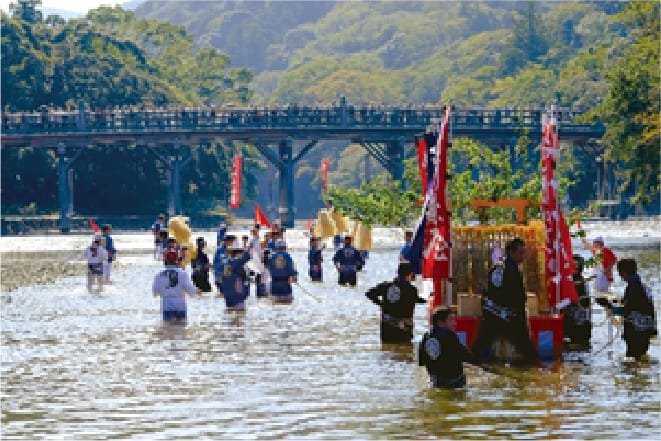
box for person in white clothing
[247,226,265,292]
[83,236,107,292]
[152,249,201,321]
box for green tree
[592,0,660,207]
[326,133,577,227]
[326,156,421,227]
[498,1,549,76]
[9,0,42,23]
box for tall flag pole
[541,106,578,310]
[415,136,429,197]
[321,158,330,206]
[423,106,452,314]
[552,106,561,308]
[229,155,243,209]
[255,203,272,229]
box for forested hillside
[135,1,622,108]
[134,0,659,218]
[2,0,658,220]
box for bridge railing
[1,104,602,135]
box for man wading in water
[365,261,426,343]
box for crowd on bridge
[2,101,596,135]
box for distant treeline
[1,1,658,217]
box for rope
[592,312,623,355]
[592,327,621,355]
[294,282,322,303]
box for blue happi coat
[333,246,364,277]
[269,250,298,296]
[221,251,250,307]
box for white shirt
[83,244,108,265]
[248,235,265,274]
[152,265,198,312]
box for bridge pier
[251,138,319,228]
[148,139,192,216]
[278,138,295,228]
[386,138,405,186]
[56,143,83,233]
[359,139,407,188]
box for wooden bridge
[1,99,605,229]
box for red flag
[254,204,272,229]
[321,159,329,195]
[541,121,578,308]
[415,136,428,196]
[89,218,100,233]
[306,218,313,231]
[229,155,242,209]
[424,107,452,308]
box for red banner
[541,121,577,308]
[229,155,242,209]
[321,159,329,195]
[423,107,452,305]
[254,203,272,229]
[88,218,100,233]
[415,136,428,196]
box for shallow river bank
[1,222,659,440]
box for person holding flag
[404,106,452,311]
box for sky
[0,0,122,16]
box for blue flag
[403,199,426,275]
[403,131,437,275]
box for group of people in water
[147,217,371,318]
[83,217,657,389]
[395,231,656,387]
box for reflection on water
[1,225,660,440]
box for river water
[1,221,659,440]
